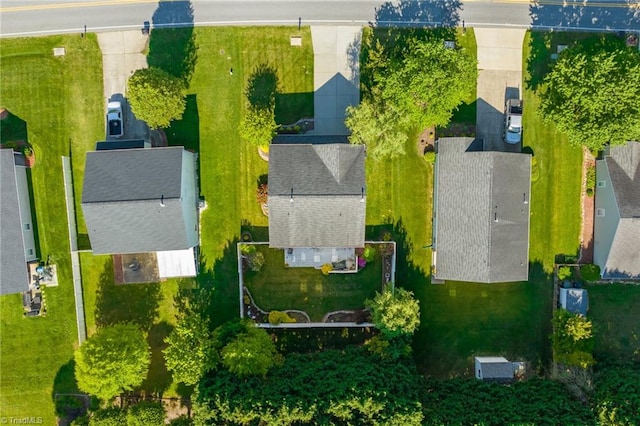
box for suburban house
[81,146,199,281]
[474,356,516,383]
[433,138,532,283]
[268,143,366,269]
[0,149,37,295]
[593,141,640,280]
[559,287,589,316]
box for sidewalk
[310,26,361,135]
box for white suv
[504,99,523,144]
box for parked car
[504,99,523,144]
[106,101,124,138]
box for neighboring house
[474,356,516,383]
[81,146,198,278]
[559,287,589,316]
[593,142,640,280]
[0,149,37,295]
[433,138,531,283]
[268,143,366,263]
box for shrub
[363,246,377,262]
[268,310,296,325]
[557,266,572,281]
[321,263,333,275]
[586,164,596,193]
[247,251,265,272]
[127,401,165,426]
[22,145,33,156]
[256,184,268,204]
[586,188,594,197]
[424,151,436,164]
[580,263,601,281]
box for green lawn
[450,28,478,124]
[243,246,382,322]
[0,35,103,423]
[162,27,314,325]
[585,284,640,363]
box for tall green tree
[238,106,278,149]
[539,38,640,150]
[220,324,280,378]
[366,287,420,338]
[74,323,151,400]
[552,309,595,368]
[345,100,409,160]
[164,310,218,386]
[127,67,186,129]
[347,37,476,158]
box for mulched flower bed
[323,309,371,324]
[436,122,476,138]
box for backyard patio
[241,245,384,323]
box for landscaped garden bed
[239,242,394,325]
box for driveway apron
[310,26,361,135]
[474,28,526,152]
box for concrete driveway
[475,28,526,152]
[310,26,361,135]
[97,31,149,141]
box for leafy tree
[127,67,186,129]
[238,106,278,148]
[558,266,572,280]
[220,325,280,377]
[345,100,409,160]
[127,401,166,426]
[74,323,150,400]
[347,37,476,158]
[593,364,640,426]
[366,287,420,338]
[87,407,126,426]
[552,309,595,368]
[381,39,477,130]
[164,310,218,386]
[539,38,640,150]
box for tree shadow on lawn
[139,320,174,397]
[241,219,268,243]
[245,63,278,111]
[166,94,199,153]
[148,0,197,87]
[95,258,162,332]
[52,359,94,426]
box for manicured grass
[585,284,640,363]
[0,35,103,423]
[164,27,314,325]
[450,28,478,124]
[243,246,382,321]
[523,31,583,269]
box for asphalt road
[1,0,638,37]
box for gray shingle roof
[602,142,640,279]
[81,147,197,254]
[0,149,29,295]
[434,138,531,283]
[268,144,366,248]
[478,360,515,380]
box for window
[596,208,605,217]
[27,249,33,256]
[24,223,30,230]
[597,181,606,188]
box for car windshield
[508,124,521,133]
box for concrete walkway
[310,26,361,135]
[97,31,150,140]
[474,28,526,152]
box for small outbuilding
[559,288,589,316]
[474,356,515,383]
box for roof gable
[607,142,640,217]
[268,144,366,248]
